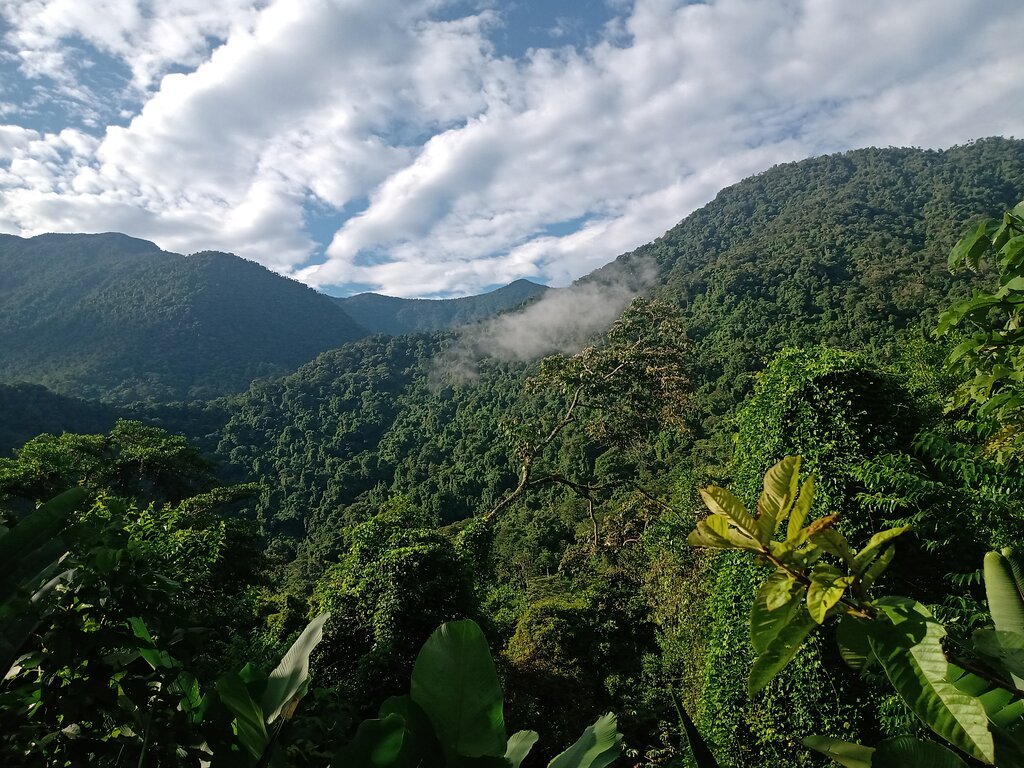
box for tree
[936,200,1024,459]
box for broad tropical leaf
[872,735,970,767]
[801,735,873,768]
[411,620,506,759]
[331,714,407,768]
[687,515,735,550]
[973,629,1024,681]
[261,612,329,723]
[547,713,621,768]
[869,598,995,763]
[379,695,444,768]
[985,550,1024,635]
[836,614,875,672]
[749,604,817,696]
[216,671,269,760]
[787,475,815,540]
[851,527,910,574]
[505,731,539,768]
[671,694,720,768]
[750,571,803,654]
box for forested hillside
[0,233,367,402]
[337,278,549,335]
[4,139,1024,767]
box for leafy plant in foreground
[688,456,1024,766]
[335,619,623,768]
[936,200,1024,459]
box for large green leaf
[547,713,621,768]
[801,735,873,768]
[686,515,734,550]
[671,694,720,768]
[836,614,874,672]
[872,735,970,767]
[985,550,1024,635]
[806,564,854,624]
[983,549,1024,689]
[973,629,1024,681]
[851,527,910,574]
[786,475,815,540]
[750,571,803,654]
[379,695,444,768]
[331,713,407,768]
[699,486,762,544]
[411,620,506,759]
[757,455,800,539]
[0,487,86,593]
[261,612,329,724]
[947,220,992,272]
[505,731,539,768]
[869,598,995,763]
[749,604,817,696]
[216,671,269,760]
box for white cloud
[0,0,1023,297]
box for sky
[0,1,1022,299]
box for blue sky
[0,0,1022,298]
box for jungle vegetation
[2,139,1024,766]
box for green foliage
[340,619,623,768]
[691,459,1024,766]
[311,497,476,710]
[937,200,1024,457]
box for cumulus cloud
[0,0,1022,297]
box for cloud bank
[0,0,1022,297]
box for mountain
[336,278,549,335]
[0,233,367,403]
[590,137,1024,421]
[204,138,1024,549]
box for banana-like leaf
[758,456,800,539]
[869,598,995,763]
[872,735,970,767]
[379,695,444,768]
[331,713,407,768]
[983,549,1024,689]
[0,487,86,594]
[807,564,854,624]
[261,612,329,724]
[973,629,1024,682]
[801,735,873,768]
[411,620,506,759]
[985,550,1024,634]
[670,693,720,768]
[699,486,762,544]
[216,671,269,760]
[505,731,539,768]
[547,713,621,768]
[749,604,817,696]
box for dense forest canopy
[3,139,1024,766]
